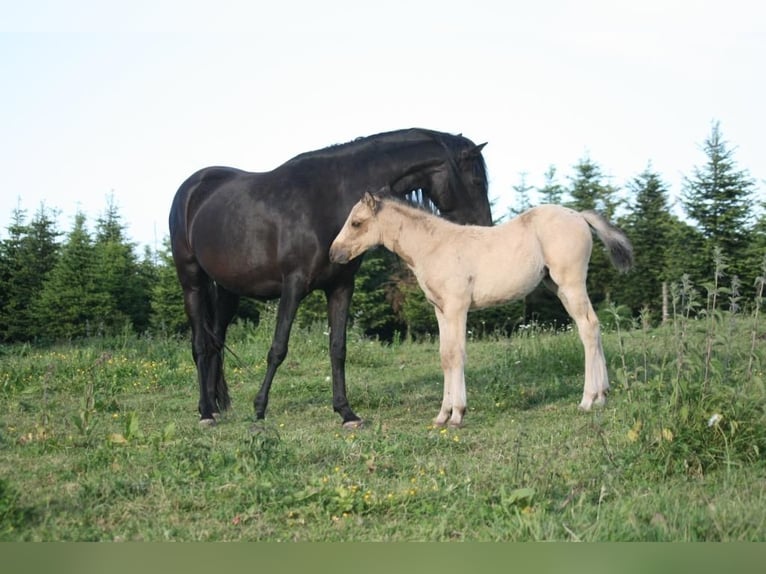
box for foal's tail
[581,211,634,272]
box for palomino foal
[329,192,633,427]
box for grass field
[1,303,765,541]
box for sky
[1,0,764,251]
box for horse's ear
[469,142,487,156]
[458,142,487,163]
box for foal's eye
[351,221,361,229]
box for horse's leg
[180,277,218,425]
[211,284,239,416]
[549,278,608,410]
[253,276,305,421]
[433,306,469,427]
[326,281,362,428]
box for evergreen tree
[746,201,766,286]
[350,248,404,340]
[567,156,624,308]
[149,238,188,335]
[0,204,61,341]
[0,206,28,341]
[93,195,152,333]
[566,155,621,218]
[507,172,534,218]
[681,121,756,284]
[537,165,565,205]
[33,212,112,340]
[618,167,700,317]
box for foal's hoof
[578,393,607,412]
[342,419,364,430]
[199,417,217,428]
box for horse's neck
[379,203,443,266]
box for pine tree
[507,172,534,218]
[149,238,188,335]
[33,212,112,340]
[0,206,28,341]
[681,121,756,284]
[0,204,61,341]
[93,195,152,333]
[563,157,624,312]
[350,248,404,340]
[618,167,701,318]
[566,155,621,218]
[537,165,565,205]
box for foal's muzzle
[329,245,350,264]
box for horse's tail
[580,210,634,272]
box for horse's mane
[283,128,489,207]
[285,128,474,164]
[378,194,443,232]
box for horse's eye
[351,221,361,229]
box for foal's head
[329,192,384,264]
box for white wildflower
[707,413,722,427]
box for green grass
[1,308,764,541]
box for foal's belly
[470,261,546,309]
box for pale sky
[1,0,764,250]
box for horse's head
[387,131,492,226]
[329,191,384,265]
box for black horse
[169,128,492,427]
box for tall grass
[0,265,764,541]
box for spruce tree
[681,121,756,285]
[507,172,534,218]
[566,155,621,218]
[350,248,404,341]
[0,204,61,341]
[34,212,112,340]
[0,206,28,341]
[618,168,701,318]
[93,195,152,333]
[537,165,565,205]
[149,238,188,335]
[564,156,624,312]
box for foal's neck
[379,201,448,266]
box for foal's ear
[362,190,382,213]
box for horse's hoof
[199,418,217,428]
[250,421,267,434]
[342,419,364,430]
[448,420,463,429]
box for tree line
[1,121,763,344]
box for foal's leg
[553,281,609,410]
[433,306,469,427]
